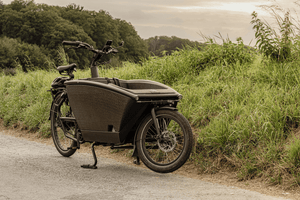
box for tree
[0,8,24,38]
[145,36,201,57]
[0,0,149,70]
[0,37,52,71]
[117,19,148,62]
[9,0,34,12]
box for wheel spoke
[142,115,187,166]
[51,95,77,156]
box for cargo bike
[49,40,194,173]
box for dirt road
[0,131,291,200]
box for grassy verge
[1,45,300,188]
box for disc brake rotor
[157,131,177,152]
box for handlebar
[62,40,123,54]
[61,40,123,78]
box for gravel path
[0,131,290,200]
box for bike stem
[91,65,99,78]
[90,52,102,78]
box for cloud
[4,0,296,44]
[96,0,269,43]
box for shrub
[0,36,54,72]
[137,36,256,86]
[0,36,19,69]
[197,34,255,69]
[3,68,16,76]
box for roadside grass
[2,44,300,187]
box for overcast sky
[2,0,299,45]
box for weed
[251,8,295,62]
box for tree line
[0,0,202,72]
[145,36,203,57]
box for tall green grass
[1,40,300,187]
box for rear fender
[155,106,177,111]
[48,90,66,120]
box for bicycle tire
[50,93,77,157]
[136,109,193,173]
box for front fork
[132,107,161,165]
[151,107,161,136]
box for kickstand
[133,156,140,165]
[81,142,99,169]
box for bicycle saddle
[57,63,77,72]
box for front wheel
[136,109,194,173]
[50,92,77,157]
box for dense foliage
[0,36,54,72]
[145,36,203,56]
[0,0,206,71]
[0,0,148,68]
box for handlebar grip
[62,41,82,46]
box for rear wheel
[50,93,77,157]
[136,109,193,173]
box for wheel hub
[157,131,177,152]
